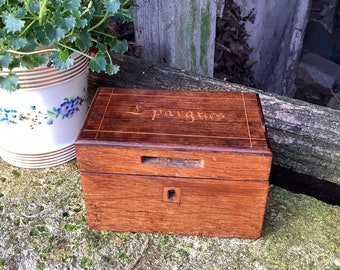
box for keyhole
[163,187,181,203]
[167,189,176,200]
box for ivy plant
[0,0,134,92]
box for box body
[75,87,272,239]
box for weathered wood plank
[88,53,340,185]
[134,0,222,77]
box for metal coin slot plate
[141,156,204,168]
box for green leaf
[60,16,76,32]
[65,0,81,10]
[0,73,19,92]
[103,34,116,46]
[0,0,5,7]
[15,7,27,18]
[0,29,5,38]
[0,53,12,69]
[8,57,21,69]
[51,28,66,43]
[75,18,88,29]
[96,42,107,53]
[89,53,106,73]
[21,54,48,69]
[35,26,49,46]
[58,50,71,62]
[28,0,40,13]
[51,0,63,6]
[115,6,135,23]
[105,63,119,75]
[75,31,92,51]
[67,35,76,43]
[50,51,74,70]
[110,39,128,54]
[54,11,76,32]
[36,22,66,46]
[2,13,25,34]
[9,37,26,50]
[78,3,94,21]
[104,0,121,14]
[17,40,38,52]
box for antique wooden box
[75,87,272,239]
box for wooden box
[75,87,272,239]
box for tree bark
[88,53,340,185]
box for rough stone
[295,52,340,106]
[295,66,333,105]
[327,89,340,109]
[299,52,340,89]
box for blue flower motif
[0,107,18,123]
[1,95,85,127]
[65,107,76,119]
[58,100,72,116]
[72,96,81,107]
[55,96,83,119]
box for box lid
[75,88,272,180]
[77,87,271,153]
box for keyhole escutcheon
[163,187,181,204]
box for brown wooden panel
[75,145,272,180]
[76,88,271,238]
[77,88,270,151]
[81,173,268,239]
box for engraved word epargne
[127,104,226,123]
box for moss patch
[0,158,339,269]
[199,1,211,75]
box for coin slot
[141,156,203,168]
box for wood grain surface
[75,87,271,238]
[81,173,269,239]
[77,88,271,151]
